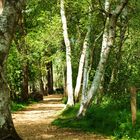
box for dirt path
[12,94,110,140]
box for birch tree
[0,0,25,139]
[74,2,93,102]
[108,9,128,92]
[80,33,91,107]
[77,0,128,117]
[74,30,90,102]
[60,0,74,106]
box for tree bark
[130,86,137,127]
[14,6,29,102]
[40,77,45,95]
[38,62,45,95]
[0,0,3,14]
[21,60,29,101]
[74,31,90,102]
[60,0,74,106]
[82,31,103,103]
[46,61,53,94]
[96,75,104,104]
[63,66,67,96]
[80,36,90,110]
[77,0,111,117]
[77,0,128,117]
[0,0,25,139]
[74,3,94,102]
[0,69,21,140]
[108,10,128,92]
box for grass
[52,96,140,140]
[11,99,37,112]
[11,101,28,112]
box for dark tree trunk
[10,86,17,101]
[130,86,137,127]
[0,0,25,139]
[38,62,45,95]
[21,62,28,101]
[15,6,29,102]
[31,81,36,92]
[46,61,53,94]
[40,77,45,95]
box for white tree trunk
[77,0,110,117]
[81,31,103,103]
[60,0,74,106]
[77,20,111,116]
[77,0,128,117]
[74,4,92,102]
[0,0,3,15]
[74,31,90,102]
[82,45,90,99]
[79,37,90,116]
[108,9,128,92]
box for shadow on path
[12,94,109,140]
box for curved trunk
[60,0,74,106]
[0,0,25,139]
[74,4,92,102]
[74,31,90,102]
[108,12,128,92]
[0,69,21,140]
[77,0,111,116]
[77,0,128,117]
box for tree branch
[98,0,109,16]
[112,0,128,16]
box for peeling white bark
[77,0,128,117]
[74,31,90,101]
[74,4,93,102]
[60,0,74,106]
[82,43,90,101]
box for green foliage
[4,1,140,139]
[6,0,64,99]
[6,44,23,94]
[53,96,140,140]
[11,101,28,112]
[11,99,37,112]
[25,0,64,88]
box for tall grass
[53,95,140,140]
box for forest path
[12,94,109,140]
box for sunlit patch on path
[12,94,110,140]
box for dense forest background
[0,0,140,139]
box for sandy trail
[12,94,109,140]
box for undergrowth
[52,95,140,140]
[11,100,37,112]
